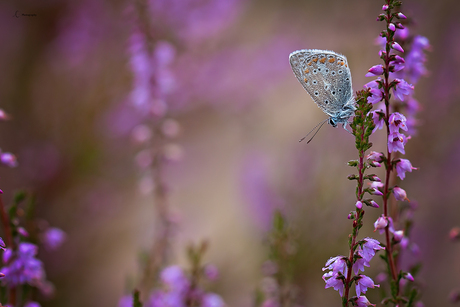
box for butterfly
[289,49,356,142]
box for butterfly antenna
[299,118,329,143]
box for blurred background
[1,0,459,306]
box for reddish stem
[382,0,399,292]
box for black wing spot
[314,91,319,96]
[325,100,329,104]
[338,70,343,74]
[313,80,317,85]
[332,91,336,95]
[331,71,336,75]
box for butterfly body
[289,49,356,131]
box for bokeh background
[1,0,459,306]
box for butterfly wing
[289,49,353,117]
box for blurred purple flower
[201,293,225,307]
[1,243,45,288]
[118,295,133,307]
[0,151,18,168]
[240,151,284,231]
[204,264,219,281]
[41,227,66,251]
[149,0,245,43]
[405,36,430,83]
[24,302,41,307]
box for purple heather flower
[355,275,379,297]
[1,243,45,287]
[394,27,410,41]
[388,132,407,154]
[371,110,385,132]
[202,293,225,307]
[392,42,404,53]
[364,79,381,90]
[393,79,414,101]
[352,255,369,275]
[360,238,384,262]
[393,186,409,202]
[405,36,430,83]
[368,88,384,104]
[0,237,5,250]
[366,65,384,77]
[24,302,41,307]
[356,296,376,307]
[0,152,18,168]
[356,201,363,209]
[324,272,345,297]
[160,265,190,294]
[389,112,408,133]
[42,227,66,251]
[374,215,388,234]
[366,151,384,162]
[395,158,417,180]
[390,55,405,72]
[322,256,347,276]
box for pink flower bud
[356,201,363,210]
[388,23,396,31]
[370,200,379,208]
[449,227,460,241]
[370,188,383,196]
[393,230,404,242]
[365,65,384,77]
[404,272,414,282]
[397,12,407,19]
[393,186,409,202]
[392,42,405,53]
[374,216,388,232]
[382,4,389,10]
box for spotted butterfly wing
[289,49,353,118]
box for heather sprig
[322,90,383,307]
[363,1,428,305]
[256,211,300,307]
